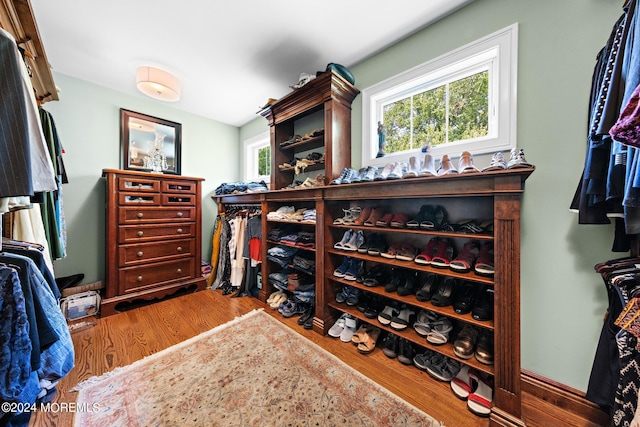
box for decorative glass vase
[145,131,167,173]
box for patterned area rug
[72,309,442,426]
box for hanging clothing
[212,215,231,289]
[571,0,640,249]
[207,216,223,287]
[0,28,56,203]
[38,108,67,260]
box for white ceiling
[30,0,473,127]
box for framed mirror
[120,108,182,175]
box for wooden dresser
[102,169,206,316]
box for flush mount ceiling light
[136,66,181,102]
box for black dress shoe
[472,286,494,321]
[397,338,417,365]
[431,277,457,307]
[382,333,399,358]
[298,307,315,325]
[385,268,405,293]
[416,273,437,302]
[364,295,385,319]
[452,281,479,314]
[397,270,419,296]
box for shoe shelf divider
[320,168,533,427]
[259,69,360,190]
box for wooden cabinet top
[259,69,360,126]
[102,168,205,182]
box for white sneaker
[340,315,358,342]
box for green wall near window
[241,0,625,391]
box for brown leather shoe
[459,151,480,173]
[453,324,478,359]
[475,330,494,365]
[353,207,372,226]
[364,207,386,227]
[437,154,458,176]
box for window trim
[243,131,270,182]
[361,23,518,167]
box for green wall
[43,72,239,286]
[241,0,624,391]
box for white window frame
[362,23,518,167]
[243,131,270,182]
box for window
[243,132,271,182]
[362,24,518,166]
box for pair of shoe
[412,309,453,345]
[351,166,378,183]
[278,298,309,318]
[267,291,288,309]
[333,257,365,282]
[482,148,533,171]
[351,323,382,353]
[330,167,359,185]
[417,238,456,269]
[297,306,315,329]
[374,162,408,180]
[381,333,415,365]
[451,365,494,417]
[334,229,365,251]
[328,313,358,342]
[453,324,494,365]
[406,205,448,230]
[360,264,390,287]
[356,233,389,257]
[381,242,417,261]
[335,285,362,306]
[426,353,462,382]
[333,206,362,225]
[356,294,385,318]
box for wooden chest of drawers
[102,169,206,316]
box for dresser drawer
[119,192,161,205]
[118,223,195,243]
[119,238,195,266]
[119,258,195,294]
[162,194,196,205]
[118,176,160,193]
[118,206,195,224]
[162,180,196,194]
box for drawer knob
[177,212,183,217]
[177,228,183,233]
[177,246,183,252]
[137,212,144,218]
[137,231,144,237]
[177,268,182,273]
[137,251,143,257]
[136,276,143,282]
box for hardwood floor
[28,290,597,427]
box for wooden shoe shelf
[215,167,533,426]
[321,169,532,426]
[259,69,359,190]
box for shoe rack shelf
[215,168,533,426]
[320,168,532,427]
[259,69,360,190]
[327,301,494,377]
